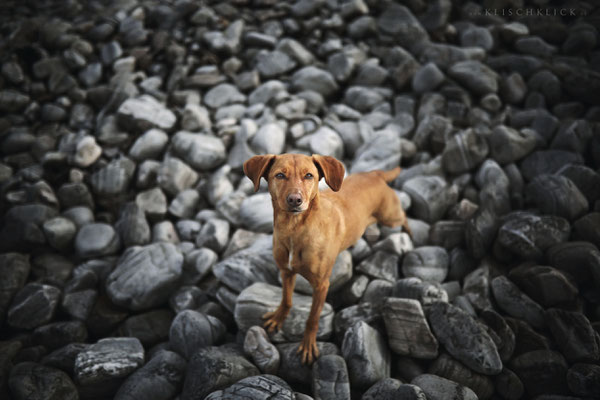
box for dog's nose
[287,193,303,207]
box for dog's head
[243,153,345,214]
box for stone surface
[341,321,390,388]
[169,310,226,359]
[412,374,478,400]
[402,246,449,283]
[312,355,350,400]
[9,362,78,400]
[205,374,294,400]
[7,283,61,330]
[243,326,280,375]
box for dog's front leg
[298,279,330,364]
[263,269,296,332]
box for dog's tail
[379,166,402,182]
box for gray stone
[0,253,30,327]
[169,189,200,219]
[342,321,390,388]
[205,375,294,400]
[116,309,174,347]
[129,129,169,161]
[343,86,384,113]
[567,363,600,398]
[488,126,538,165]
[546,308,600,363]
[181,346,259,400]
[547,241,600,286]
[75,223,121,258]
[442,129,489,174]
[491,276,545,330]
[136,187,168,220]
[402,176,457,223]
[157,158,199,196]
[73,136,102,167]
[75,337,144,385]
[171,131,226,171]
[181,104,211,132]
[510,350,568,397]
[7,283,60,330]
[277,39,314,66]
[276,342,340,385]
[43,217,76,250]
[250,123,286,155]
[429,353,495,400]
[196,219,230,253]
[351,130,401,174]
[106,243,183,311]
[312,355,350,400]
[243,326,280,374]
[204,83,246,108]
[393,277,449,306]
[363,379,426,400]
[117,95,176,132]
[202,20,245,55]
[494,368,523,400]
[411,374,477,400]
[515,36,557,58]
[508,265,577,308]
[377,4,429,52]
[115,203,151,247]
[402,246,449,283]
[292,67,338,97]
[428,302,502,375]
[0,90,30,112]
[170,310,226,359]
[256,50,297,78]
[412,62,444,93]
[448,60,498,95]
[356,251,399,282]
[520,150,583,181]
[90,157,136,198]
[235,282,334,343]
[460,25,494,50]
[238,193,273,234]
[114,350,187,400]
[383,298,438,359]
[525,174,588,221]
[9,362,78,400]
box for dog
[243,153,411,363]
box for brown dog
[243,153,410,363]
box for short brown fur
[243,153,411,363]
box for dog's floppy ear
[312,154,345,192]
[243,155,276,192]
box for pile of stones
[1,0,599,399]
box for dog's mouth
[287,206,305,214]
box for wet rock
[205,374,294,400]
[402,246,449,283]
[9,362,78,400]
[342,321,390,388]
[235,282,333,342]
[7,283,61,330]
[75,223,121,258]
[114,350,187,400]
[117,95,176,132]
[181,345,259,400]
[428,302,502,375]
[412,374,477,400]
[510,350,569,397]
[106,243,183,311]
[545,308,600,363]
[382,298,438,359]
[243,326,280,375]
[312,355,350,400]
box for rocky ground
[1,0,600,399]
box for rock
[90,157,136,199]
[496,212,570,261]
[545,308,600,363]
[169,310,226,359]
[239,193,273,233]
[442,129,489,174]
[169,189,200,219]
[117,95,176,132]
[429,353,494,400]
[312,355,350,400]
[204,83,246,108]
[479,309,516,362]
[567,363,600,398]
[114,350,187,400]
[377,4,429,53]
[508,265,577,308]
[547,241,600,286]
[75,223,121,258]
[412,62,445,93]
[308,126,344,159]
[73,136,102,167]
[362,378,426,400]
[213,235,278,292]
[196,219,230,253]
[461,25,494,50]
[402,176,458,223]
[402,246,449,283]
[235,282,334,342]
[116,309,174,347]
[157,157,199,196]
[205,374,294,400]
[42,217,76,250]
[129,129,169,161]
[32,321,87,351]
[494,368,524,400]
[277,342,340,385]
[171,131,226,171]
[181,104,211,132]
[525,174,588,221]
[115,203,151,247]
[448,60,498,95]
[356,251,399,282]
[558,164,600,205]
[350,130,401,174]
[181,346,259,400]
[393,277,449,306]
[411,374,477,400]
[491,276,545,330]
[256,50,297,78]
[342,321,390,388]
[292,67,338,97]
[343,86,384,113]
[510,350,568,397]
[75,337,144,387]
[520,150,583,181]
[428,302,502,375]
[488,126,538,165]
[0,90,30,112]
[106,243,183,311]
[574,213,600,249]
[8,362,78,400]
[0,253,30,327]
[243,326,280,375]
[7,283,61,330]
[250,123,286,155]
[40,343,89,376]
[382,298,438,359]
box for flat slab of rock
[74,337,144,385]
[234,282,334,342]
[382,298,438,359]
[428,302,502,375]
[106,243,183,311]
[342,320,390,388]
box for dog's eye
[305,173,313,179]
[275,173,286,179]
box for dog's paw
[262,308,288,333]
[297,335,319,364]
